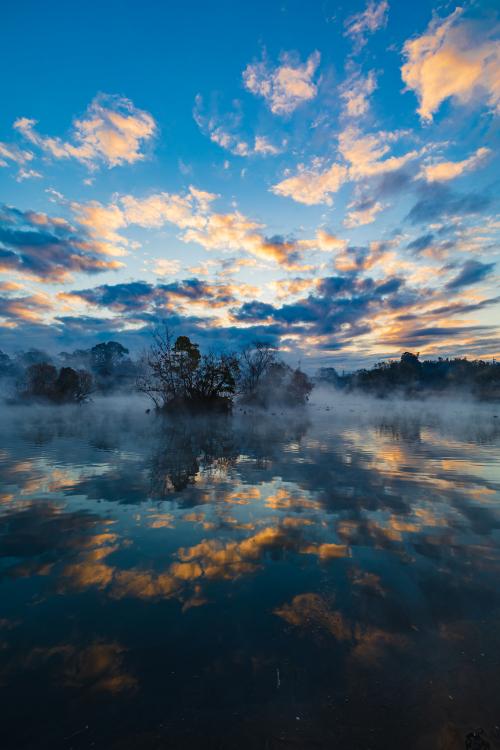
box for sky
[0,0,499,369]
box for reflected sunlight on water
[0,397,500,749]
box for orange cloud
[419,146,491,182]
[243,51,320,115]
[14,94,156,169]
[402,8,500,121]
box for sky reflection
[0,398,499,748]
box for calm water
[1,395,500,750]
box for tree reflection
[149,414,238,496]
[148,411,310,498]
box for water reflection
[0,398,499,749]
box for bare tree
[137,325,239,411]
[239,342,276,398]
[238,342,314,407]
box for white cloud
[150,258,182,276]
[70,200,129,257]
[340,70,377,117]
[118,187,217,231]
[401,7,500,121]
[16,168,42,182]
[14,94,157,169]
[344,199,384,227]
[193,95,283,156]
[70,188,303,267]
[272,159,349,205]
[344,1,389,49]
[272,127,418,205]
[243,51,320,115]
[0,141,33,167]
[339,126,418,179]
[298,230,348,252]
[181,211,297,265]
[253,135,282,155]
[178,158,192,176]
[419,146,491,182]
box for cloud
[272,127,418,206]
[0,142,39,181]
[418,146,491,182]
[0,291,53,325]
[16,168,42,182]
[193,95,283,157]
[121,188,212,229]
[344,198,384,227]
[56,266,418,354]
[70,200,129,252]
[268,277,320,300]
[182,212,300,266]
[272,159,348,205]
[14,94,157,169]
[401,7,500,121]
[193,96,250,156]
[344,1,389,50]
[0,204,124,283]
[150,258,182,276]
[3,252,499,360]
[232,273,406,342]
[0,142,33,167]
[297,229,348,252]
[333,240,392,273]
[70,187,308,268]
[339,127,419,180]
[406,233,434,254]
[64,281,158,312]
[63,278,252,318]
[445,259,495,290]
[406,183,491,224]
[242,51,320,115]
[340,70,377,117]
[253,135,282,156]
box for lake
[1,394,500,749]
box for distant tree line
[22,363,92,403]
[0,341,133,404]
[316,352,500,399]
[6,338,497,408]
[0,331,313,410]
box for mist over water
[1,394,500,749]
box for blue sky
[0,0,499,368]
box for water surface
[1,395,500,749]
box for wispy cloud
[445,259,495,290]
[406,183,491,224]
[340,70,378,117]
[16,168,43,182]
[0,142,34,167]
[344,1,389,50]
[344,198,384,228]
[150,258,182,276]
[243,51,320,115]
[14,94,157,169]
[193,95,283,156]
[272,127,419,206]
[418,146,491,183]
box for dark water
[1,395,500,750]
